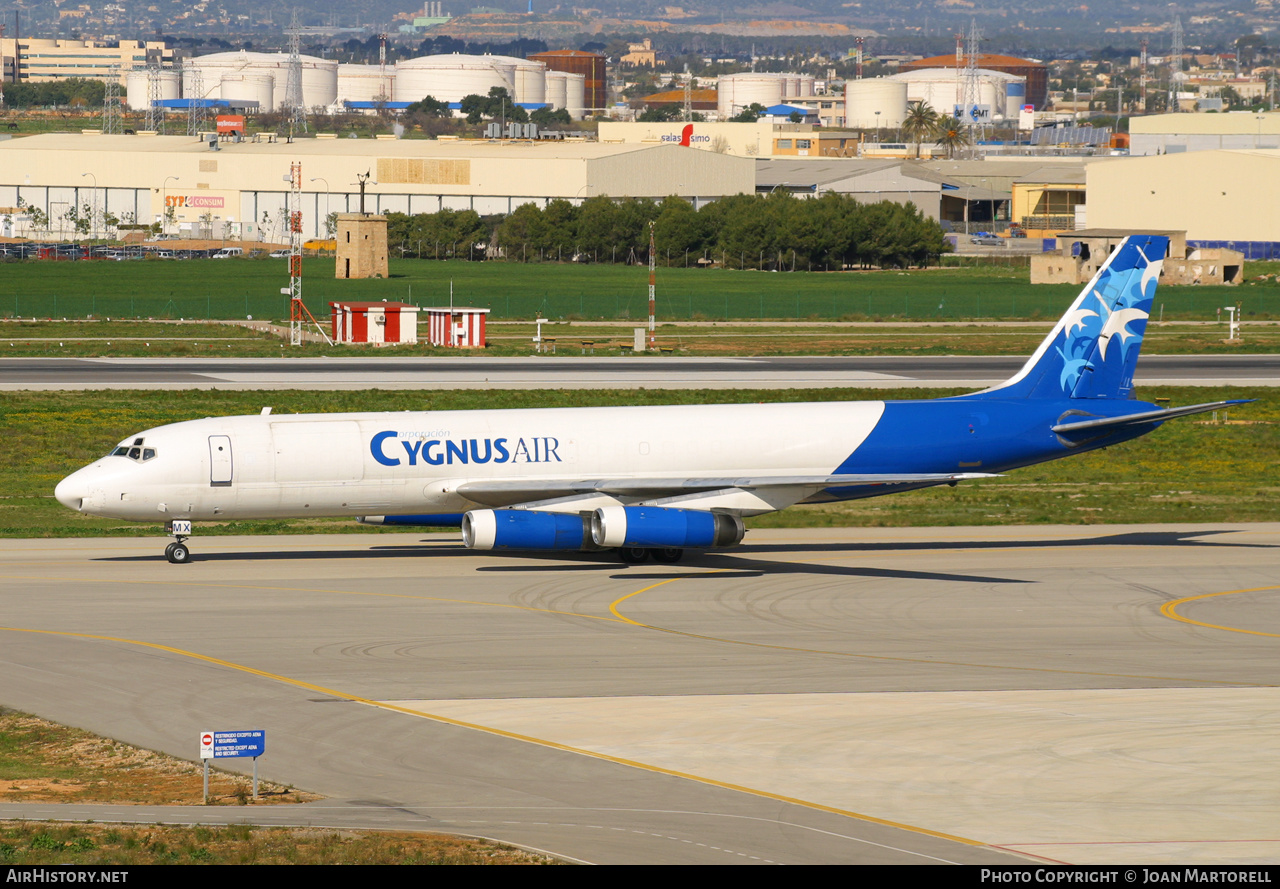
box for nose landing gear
[165,520,193,564]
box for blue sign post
[199,729,266,803]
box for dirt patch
[0,711,319,806]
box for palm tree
[900,101,940,159]
[936,116,971,159]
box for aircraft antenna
[286,161,333,347]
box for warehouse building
[1085,149,1280,258]
[1128,111,1280,156]
[0,132,755,241]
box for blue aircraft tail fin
[980,234,1168,401]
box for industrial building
[754,158,1007,226]
[1085,149,1280,257]
[0,132,754,241]
[599,120,831,158]
[1031,229,1243,286]
[1128,111,1280,156]
[0,38,174,85]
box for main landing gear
[165,520,193,564]
[619,546,684,564]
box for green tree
[935,117,971,159]
[728,103,768,123]
[530,106,571,126]
[638,104,682,122]
[901,101,940,158]
[406,95,450,117]
[460,87,527,125]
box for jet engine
[590,506,745,549]
[461,509,593,551]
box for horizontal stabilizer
[1051,400,1254,434]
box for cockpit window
[109,438,157,462]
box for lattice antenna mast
[144,63,164,133]
[647,220,656,350]
[285,9,308,138]
[954,31,964,109]
[1139,38,1149,112]
[286,161,333,347]
[186,62,209,136]
[855,36,864,79]
[375,32,390,104]
[963,19,983,140]
[682,65,692,121]
[1168,16,1184,112]
[102,65,122,134]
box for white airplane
[56,234,1245,564]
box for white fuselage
[56,401,888,523]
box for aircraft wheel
[166,542,191,564]
[619,545,650,563]
[651,547,684,563]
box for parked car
[212,247,244,259]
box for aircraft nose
[55,471,88,512]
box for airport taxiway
[1,525,1277,864]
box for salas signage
[660,123,710,147]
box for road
[2,526,1277,864]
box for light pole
[310,177,330,238]
[80,172,96,241]
[162,176,179,236]
[875,109,881,143]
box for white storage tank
[564,71,586,120]
[220,73,275,111]
[717,73,785,118]
[481,55,546,105]
[184,51,338,111]
[337,63,395,103]
[125,69,180,110]
[394,54,516,104]
[545,70,569,111]
[886,68,1020,121]
[844,78,909,129]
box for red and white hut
[424,307,490,348]
[329,301,420,345]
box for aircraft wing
[454,472,998,506]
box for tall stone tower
[335,213,389,279]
